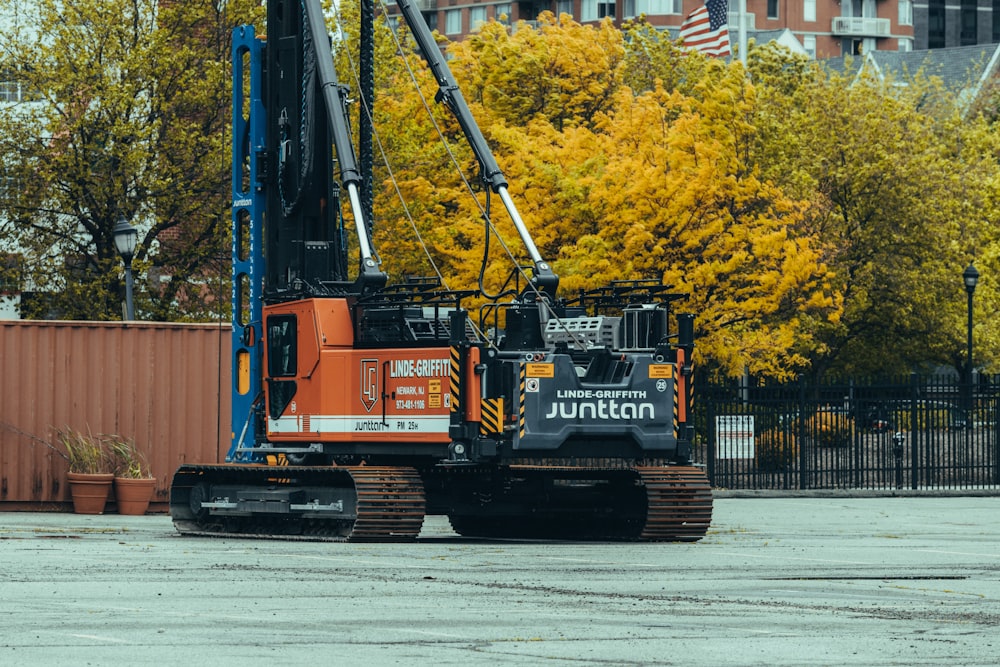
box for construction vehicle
[169,0,712,541]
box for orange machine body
[262,299,453,444]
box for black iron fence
[698,374,1000,490]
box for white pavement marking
[397,629,467,639]
[709,551,874,565]
[538,556,660,567]
[69,634,129,644]
[289,554,432,568]
[916,549,1000,559]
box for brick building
[390,0,1000,58]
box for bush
[755,427,798,470]
[799,409,854,448]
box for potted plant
[56,427,114,514]
[108,436,156,515]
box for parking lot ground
[1,496,999,666]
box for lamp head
[963,262,980,295]
[113,217,138,263]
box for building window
[804,0,816,22]
[898,0,912,25]
[995,0,1000,42]
[803,34,816,56]
[0,163,20,211]
[581,0,598,20]
[624,0,688,19]
[599,0,615,17]
[470,5,487,29]
[0,80,20,103]
[495,3,512,22]
[423,11,438,31]
[0,254,21,296]
[961,0,977,45]
[445,8,462,34]
[898,37,912,51]
[557,0,573,18]
[625,0,681,15]
[0,73,33,103]
[767,0,778,19]
[928,0,945,48]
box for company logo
[388,358,449,378]
[361,359,378,412]
[233,197,253,208]
[544,400,654,420]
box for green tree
[750,49,1000,377]
[0,0,264,320]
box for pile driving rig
[169,0,712,541]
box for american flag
[679,0,731,57]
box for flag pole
[739,0,747,64]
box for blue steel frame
[228,26,266,462]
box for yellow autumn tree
[369,14,631,293]
[551,72,839,378]
[368,18,840,378]
[449,13,626,131]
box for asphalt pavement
[1,496,998,666]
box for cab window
[267,315,297,377]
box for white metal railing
[727,12,756,32]
[831,16,891,37]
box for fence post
[892,431,905,490]
[850,378,859,488]
[798,376,808,490]
[910,372,919,489]
[705,377,716,487]
[993,374,1000,485]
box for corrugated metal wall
[0,321,231,510]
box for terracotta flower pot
[67,472,114,514]
[114,477,156,515]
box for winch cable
[370,3,541,292]
[330,4,499,345]
[368,7,591,350]
[336,4,589,350]
[332,23,439,286]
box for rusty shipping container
[0,321,231,511]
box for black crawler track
[170,464,711,543]
[169,464,425,542]
[444,466,712,542]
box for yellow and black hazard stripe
[266,453,290,467]
[479,398,504,435]
[688,372,696,418]
[265,453,291,484]
[450,346,461,413]
[673,378,679,441]
[518,364,526,439]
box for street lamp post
[962,262,980,430]
[113,217,138,320]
